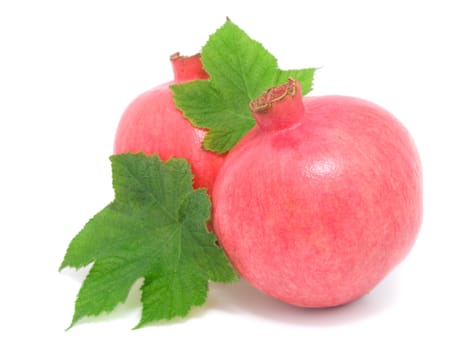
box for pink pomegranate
[212,78,423,307]
[114,53,224,194]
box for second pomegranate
[114,53,224,195]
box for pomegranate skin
[114,54,224,194]
[212,80,422,307]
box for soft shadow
[206,269,401,327]
[60,265,401,328]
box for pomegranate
[212,78,422,307]
[114,53,225,194]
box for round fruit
[113,53,224,194]
[212,78,423,307]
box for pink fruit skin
[113,54,225,194]
[213,79,423,307]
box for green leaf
[60,153,237,329]
[171,19,317,154]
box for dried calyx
[250,78,305,131]
[250,77,298,114]
[170,52,209,82]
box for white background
[1,0,466,348]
